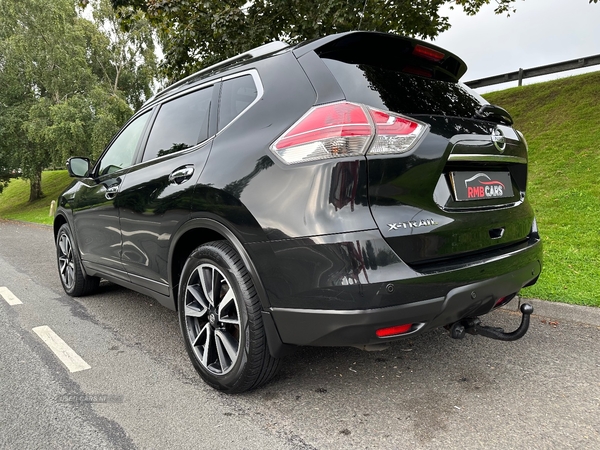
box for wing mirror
[66,157,91,178]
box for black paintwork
[55,31,542,350]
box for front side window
[98,111,151,176]
[142,86,213,162]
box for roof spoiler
[293,31,468,83]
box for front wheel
[56,223,100,297]
[178,241,280,393]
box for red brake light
[271,102,372,164]
[280,103,369,139]
[376,323,413,338]
[270,102,428,164]
[412,44,445,62]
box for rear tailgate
[365,118,533,266]
[313,33,535,267]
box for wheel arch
[53,212,68,242]
[169,217,272,312]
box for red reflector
[494,296,507,307]
[376,323,413,338]
[412,44,445,62]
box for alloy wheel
[57,232,75,289]
[184,263,241,375]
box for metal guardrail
[465,54,600,89]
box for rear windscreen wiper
[475,104,514,126]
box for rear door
[117,83,216,295]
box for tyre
[178,240,280,393]
[56,223,100,297]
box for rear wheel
[178,240,280,393]
[56,223,100,297]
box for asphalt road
[1,219,599,449]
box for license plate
[450,171,514,202]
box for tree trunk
[28,170,43,202]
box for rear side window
[218,75,258,131]
[142,86,213,162]
[322,58,487,118]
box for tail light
[367,108,426,155]
[270,102,427,165]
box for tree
[0,0,156,201]
[87,0,158,110]
[111,0,600,82]
[0,0,88,200]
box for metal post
[518,68,524,87]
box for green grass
[0,170,72,225]
[485,71,600,306]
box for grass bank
[485,71,600,306]
[0,170,72,225]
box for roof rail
[148,41,289,103]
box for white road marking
[32,326,91,373]
[0,286,22,305]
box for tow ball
[448,303,534,341]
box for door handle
[104,177,122,200]
[105,185,119,200]
[169,165,195,185]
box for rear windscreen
[322,58,488,118]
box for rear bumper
[270,257,540,346]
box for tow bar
[448,303,534,341]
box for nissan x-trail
[55,31,542,393]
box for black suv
[55,31,542,393]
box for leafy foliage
[110,0,597,82]
[0,0,156,200]
[88,0,158,110]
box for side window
[218,75,258,131]
[142,86,213,162]
[98,111,151,176]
